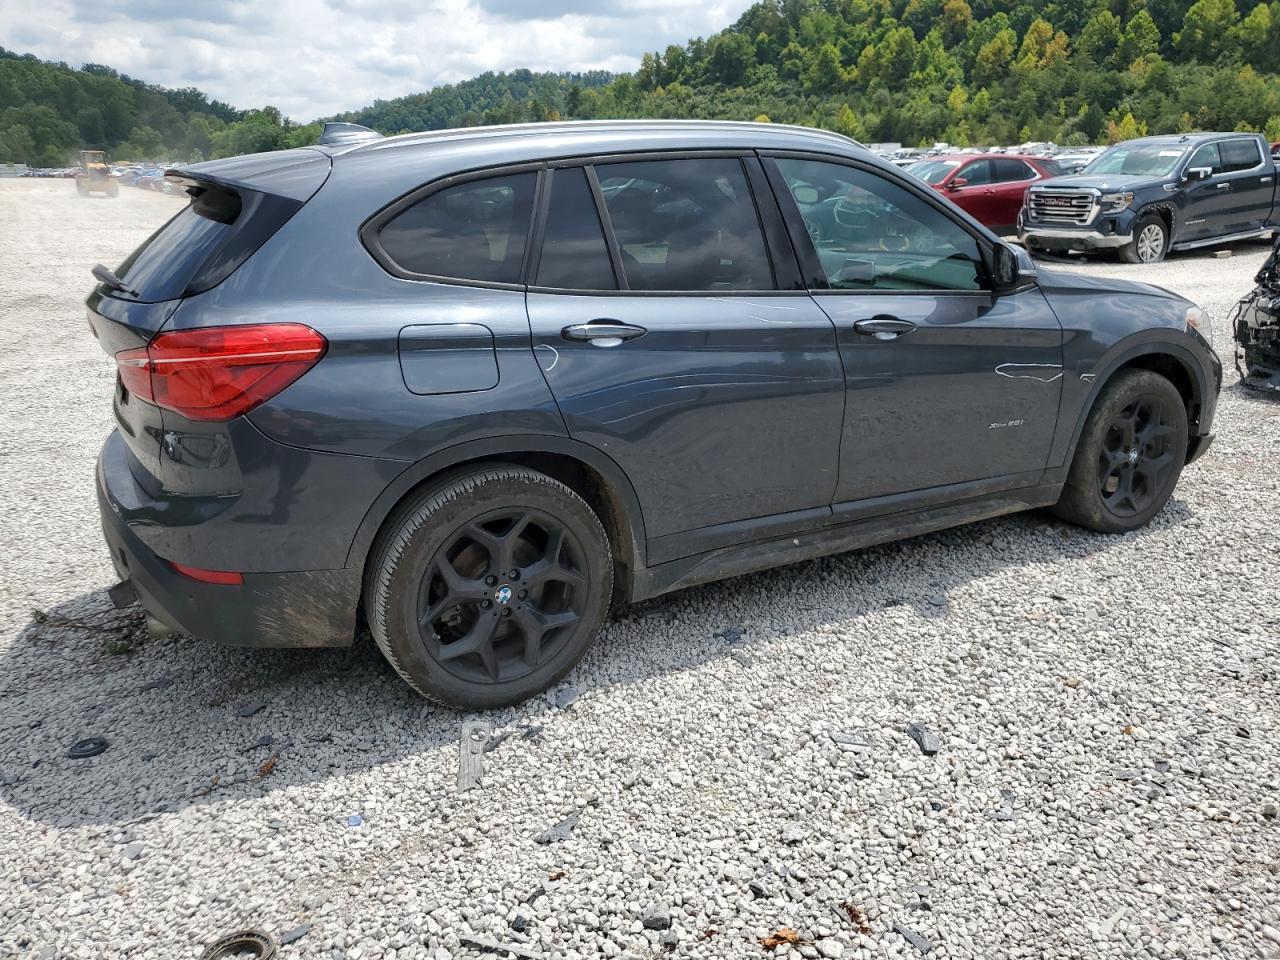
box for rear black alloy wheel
[418,508,587,685]
[366,466,613,709]
[1095,395,1178,518]
[1053,369,1188,533]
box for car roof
[1119,132,1254,148]
[922,152,1044,163]
[323,119,867,163]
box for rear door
[1216,137,1273,232]
[988,158,1040,232]
[763,154,1063,508]
[524,155,846,562]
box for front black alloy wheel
[1053,369,1188,533]
[1095,395,1179,518]
[366,466,613,708]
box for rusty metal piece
[200,929,277,960]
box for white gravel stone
[1,181,1279,960]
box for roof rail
[317,122,383,146]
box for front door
[524,157,846,562]
[1180,141,1226,240]
[765,155,1063,507]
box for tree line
[5,0,1280,167]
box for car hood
[1032,174,1165,192]
[1035,266,1187,304]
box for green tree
[1119,9,1161,64]
[1174,0,1241,62]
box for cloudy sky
[1,0,748,120]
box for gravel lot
[1,177,1278,960]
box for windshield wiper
[92,263,138,296]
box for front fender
[1048,331,1219,476]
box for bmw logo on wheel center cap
[495,585,513,605]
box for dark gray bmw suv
[91,120,1221,708]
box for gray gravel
[1,179,1279,959]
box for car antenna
[91,263,138,296]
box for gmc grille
[1028,190,1096,225]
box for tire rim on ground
[416,508,588,684]
[1136,223,1165,262]
[1096,394,1178,517]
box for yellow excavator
[75,150,118,198]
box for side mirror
[993,242,1036,291]
[1185,166,1213,182]
[792,185,820,205]
[947,177,968,190]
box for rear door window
[377,172,537,284]
[535,167,616,290]
[1221,138,1262,173]
[993,158,1037,182]
[594,158,774,291]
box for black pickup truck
[1020,132,1278,264]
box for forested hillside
[5,0,1280,166]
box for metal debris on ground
[893,923,933,954]
[458,720,492,791]
[236,702,267,718]
[906,722,941,756]
[200,929,278,959]
[66,737,108,759]
[242,736,275,752]
[277,923,312,946]
[523,883,545,904]
[830,730,873,754]
[521,724,543,740]
[459,934,546,959]
[482,728,514,753]
[534,810,582,844]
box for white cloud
[0,0,748,120]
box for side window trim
[583,164,630,291]
[758,150,997,295]
[360,161,543,290]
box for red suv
[908,153,1061,234]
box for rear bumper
[97,434,361,648]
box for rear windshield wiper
[92,263,138,296]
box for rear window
[376,172,537,284]
[113,182,303,303]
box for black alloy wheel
[417,508,587,684]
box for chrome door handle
[853,316,917,340]
[1216,182,1231,189]
[561,320,647,347]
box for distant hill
[334,68,614,132]
[6,0,1280,165]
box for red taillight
[170,562,244,585]
[115,323,326,422]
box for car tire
[365,465,613,709]
[1120,213,1168,264]
[1052,369,1188,534]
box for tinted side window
[994,158,1037,182]
[536,167,616,290]
[775,157,984,292]
[1221,138,1262,173]
[378,172,536,283]
[957,160,992,185]
[595,158,774,291]
[1188,143,1223,175]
